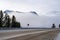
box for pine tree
[11,15,16,28]
[4,13,8,27]
[59,24,60,28]
[6,15,11,28]
[0,10,3,18]
[7,16,11,27]
[0,10,3,27]
[52,24,55,28]
[0,18,2,27]
[3,13,11,28]
[11,15,21,28]
[15,22,21,28]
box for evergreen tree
[11,15,16,28]
[5,13,8,20]
[11,15,21,28]
[59,24,60,28]
[0,10,3,18]
[52,24,56,28]
[4,13,9,27]
[7,16,11,27]
[15,22,21,28]
[0,10,3,27]
[6,15,11,28]
[0,18,2,27]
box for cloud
[0,0,60,15]
[45,11,60,17]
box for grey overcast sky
[0,0,60,27]
[0,0,60,15]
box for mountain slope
[3,10,60,28]
[4,10,38,15]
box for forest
[0,10,21,29]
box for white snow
[4,11,60,28]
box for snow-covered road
[0,29,60,40]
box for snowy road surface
[0,29,60,40]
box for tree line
[0,10,21,29]
[52,24,60,28]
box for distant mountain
[3,10,60,28]
[4,10,38,15]
[4,10,14,13]
[3,10,40,27]
[30,11,38,15]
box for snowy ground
[0,28,60,40]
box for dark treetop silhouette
[0,10,21,28]
[52,24,56,28]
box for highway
[0,29,60,40]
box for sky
[0,0,60,28]
[0,0,60,15]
